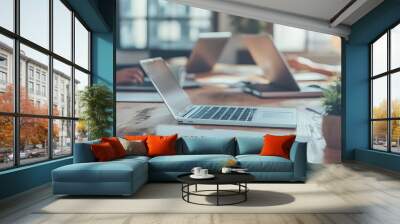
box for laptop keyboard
[188,106,256,121]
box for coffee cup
[191,167,202,176]
[200,169,208,176]
[221,167,232,174]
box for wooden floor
[1,162,400,224]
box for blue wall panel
[92,32,115,135]
[344,0,400,170]
[0,158,72,199]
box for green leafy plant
[322,80,341,116]
[79,84,113,140]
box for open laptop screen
[185,32,231,74]
[140,58,192,116]
[242,35,300,91]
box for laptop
[117,32,231,92]
[185,32,231,73]
[241,35,324,98]
[140,57,297,128]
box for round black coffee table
[177,173,255,206]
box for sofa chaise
[52,136,307,196]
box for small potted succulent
[321,80,341,149]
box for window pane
[53,59,72,117]
[20,0,49,49]
[391,120,400,153]
[273,25,306,52]
[189,7,212,18]
[75,120,88,143]
[0,0,14,31]
[74,69,89,118]
[372,121,388,151]
[75,18,89,70]
[372,33,387,76]
[372,77,387,119]
[0,35,14,113]
[20,44,49,115]
[119,20,147,49]
[119,0,147,17]
[149,0,187,18]
[53,0,72,60]
[20,117,49,165]
[149,20,184,49]
[53,119,72,157]
[391,72,400,118]
[391,24,400,70]
[307,31,340,53]
[148,19,212,49]
[189,19,212,41]
[0,116,14,170]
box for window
[0,0,14,32]
[28,67,34,80]
[42,85,46,97]
[0,0,91,170]
[20,0,49,49]
[0,35,14,113]
[118,0,213,49]
[53,0,72,60]
[273,25,340,53]
[0,71,7,83]
[74,69,89,119]
[28,81,34,94]
[53,59,72,117]
[370,23,400,153]
[74,18,90,70]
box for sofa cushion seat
[53,159,147,183]
[149,154,235,172]
[236,155,293,172]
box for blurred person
[287,36,341,77]
[116,67,144,85]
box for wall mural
[115,0,342,164]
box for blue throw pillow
[180,136,236,155]
[236,137,264,155]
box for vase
[322,115,341,149]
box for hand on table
[116,67,144,85]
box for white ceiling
[225,0,352,22]
[172,0,384,38]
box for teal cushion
[73,139,100,163]
[236,155,293,172]
[179,136,236,155]
[236,137,264,155]
[53,159,147,183]
[149,155,235,172]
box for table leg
[217,184,219,206]
[245,183,247,201]
[195,184,198,192]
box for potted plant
[79,84,113,140]
[321,80,341,149]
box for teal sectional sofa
[52,136,307,196]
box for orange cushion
[259,134,296,159]
[146,134,178,157]
[124,135,148,141]
[91,142,117,162]
[101,137,127,158]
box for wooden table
[116,65,340,163]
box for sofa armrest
[289,141,307,181]
[73,140,99,163]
